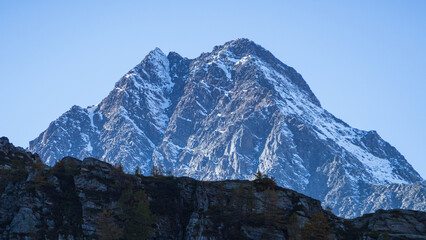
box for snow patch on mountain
[29,38,424,218]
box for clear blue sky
[1,1,425,178]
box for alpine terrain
[2,137,426,239]
[29,39,425,218]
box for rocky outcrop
[346,209,426,240]
[28,39,424,218]
[2,138,426,239]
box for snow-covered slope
[29,39,424,217]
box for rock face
[2,138,426,240]
[28,39,424,218]
[347,209,426,240]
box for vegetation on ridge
[0,138,423,240]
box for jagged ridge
[29,39,424,218]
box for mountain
[2,137,426,239]
[29,38,425,218]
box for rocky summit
[29,39,425,218]
[1,138,426,240]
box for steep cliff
[28,39,424,218]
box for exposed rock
[27,40,424,219]
[2,138,426,239]
[9,207,37,234]
[0,137,9,146]
[347,209,426,239]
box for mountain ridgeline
[29,39,425,218]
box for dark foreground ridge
[1,137,425,240]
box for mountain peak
[143,47,168,68]
[149,47,165,56]
[205,38,322,107]
[211,38,266,59]
[226,38,258,50]
[120,46,172,89]
[29,39,424,218]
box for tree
[263,187,282,227]
[34,158,49,189]
[301,212,332,240]
[134,166,141,177]
[0,167,10,193]
[254,171,263,180]
[96,208,123,240]
[286,213,301,240]
[253,171,277,190]
[52,158,79,176]
[150,164,164,177]
[119,189,155,240]
[10,158,27,182]
[115,162,124,173]
[243,184,257,223]
[230,184,246,214]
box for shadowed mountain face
[29,39,424,218]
